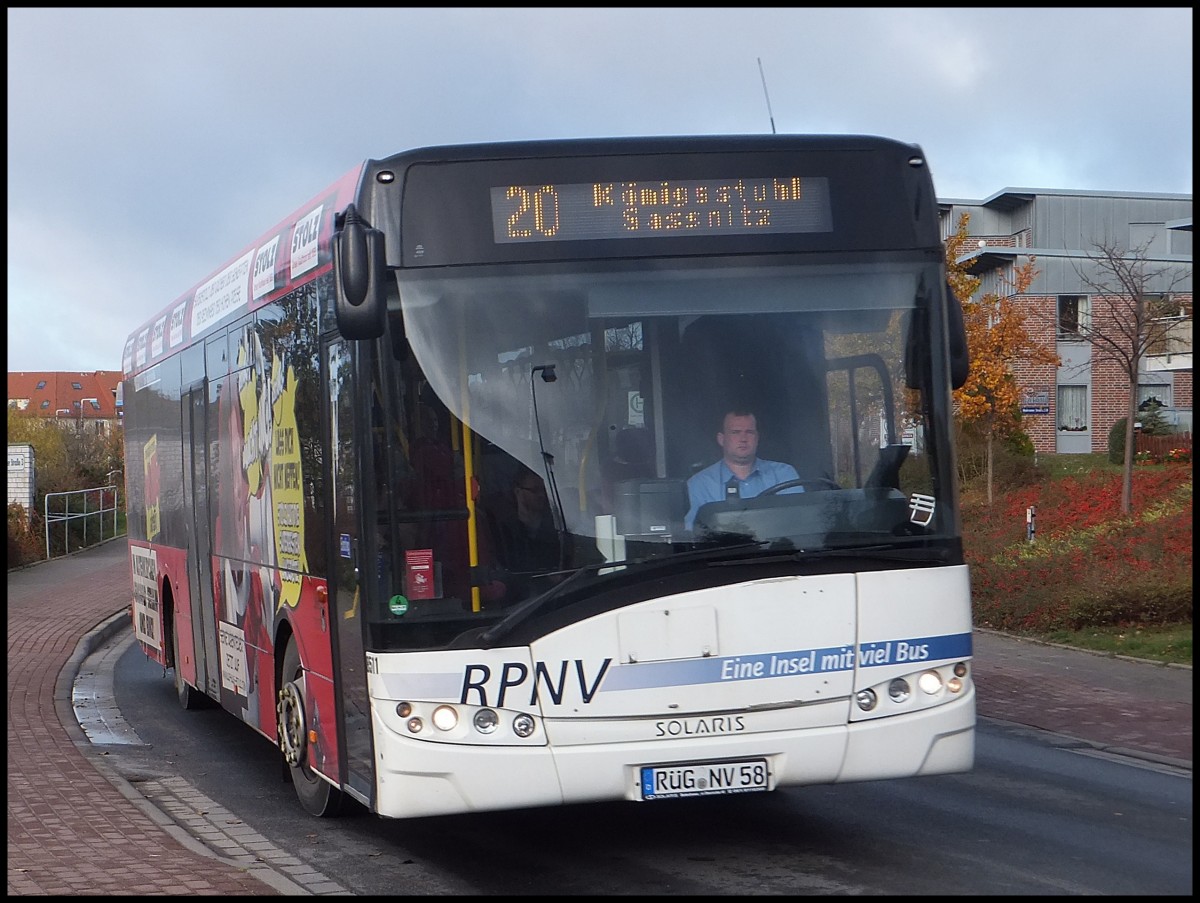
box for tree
[943,214,1058,504]
[6,408,125,525]
[943,213,981,320]
[1071,239,1192,514]
[955,258,1058,505]
[6,410,72,495]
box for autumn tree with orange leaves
[944,214,1059,505]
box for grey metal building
[938,188,1192,455]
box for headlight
[432,705,458,731]
[473,708,499,734]
[855,688,878,711]
[917,670,944,695]
[888,678,911,702]
[512,713,536,738]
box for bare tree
[1071,239,1192,514]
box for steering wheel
[758,477,840,495]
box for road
[94,628,1192,896]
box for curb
[55,609,314,896]
[977,714,1192,774]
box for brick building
[7,371,123,435]
[938,189,1192,455]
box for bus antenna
[757,57,777,135]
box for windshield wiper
[477,540,769,646]
[476,539,947,647]
[706,542,950,567]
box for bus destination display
[491,176,832,244]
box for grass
[961,452,1192,667]
[1036,624,1192,666]
[1033,451,1121,479]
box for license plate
[640,759,770,800]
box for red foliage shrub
[964,466,1192,632]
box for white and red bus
[122,134,974,819]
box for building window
[1057,385,1088,431]
[40,400,50,409]
[1138,384,1172,410]
[1057,295,1089,340]
[71,381,83,390]
[1137,384,1175,428]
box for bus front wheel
[277,636,344,817]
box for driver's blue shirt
[685,458,802,529]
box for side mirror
[333,204,387,340]
[945,282,969,390]
[905,282,970,391]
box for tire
[277,635,344,817]
[171,616,205,710]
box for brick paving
[8,540,284,896]
[8,539,1191,895]
[972,629,1191,765]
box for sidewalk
[972,628,1191,766]
[8,540,1192,896]
[7,539,287,896]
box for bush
[7,503,44,568]
[955,422,1040,492]
[1137,403,1172,437]
[1004,429,1036,457]
[1108,408,1179,464]
[990,446,1041,492]
[956,435,1042,497]
[1107,418,1129,465]
[964,465,1192,634]
[1062,566,1194,628]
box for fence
[43,485,120,560]
[1136,431,1192,461]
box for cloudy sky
[7,7,1193,373]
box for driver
[684,409,801,529]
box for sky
[7,7,1193,373]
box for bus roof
[122,134,932,378]
[122,162,364,378]
[365,133,925,166]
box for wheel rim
[276,680,306,767]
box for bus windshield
[366,252,958,644]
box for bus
[121,134,973,820]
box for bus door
[181,382,221,697]
[326,338,374,805]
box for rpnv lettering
[460,658,612,707]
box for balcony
[1144,318,1192,372]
